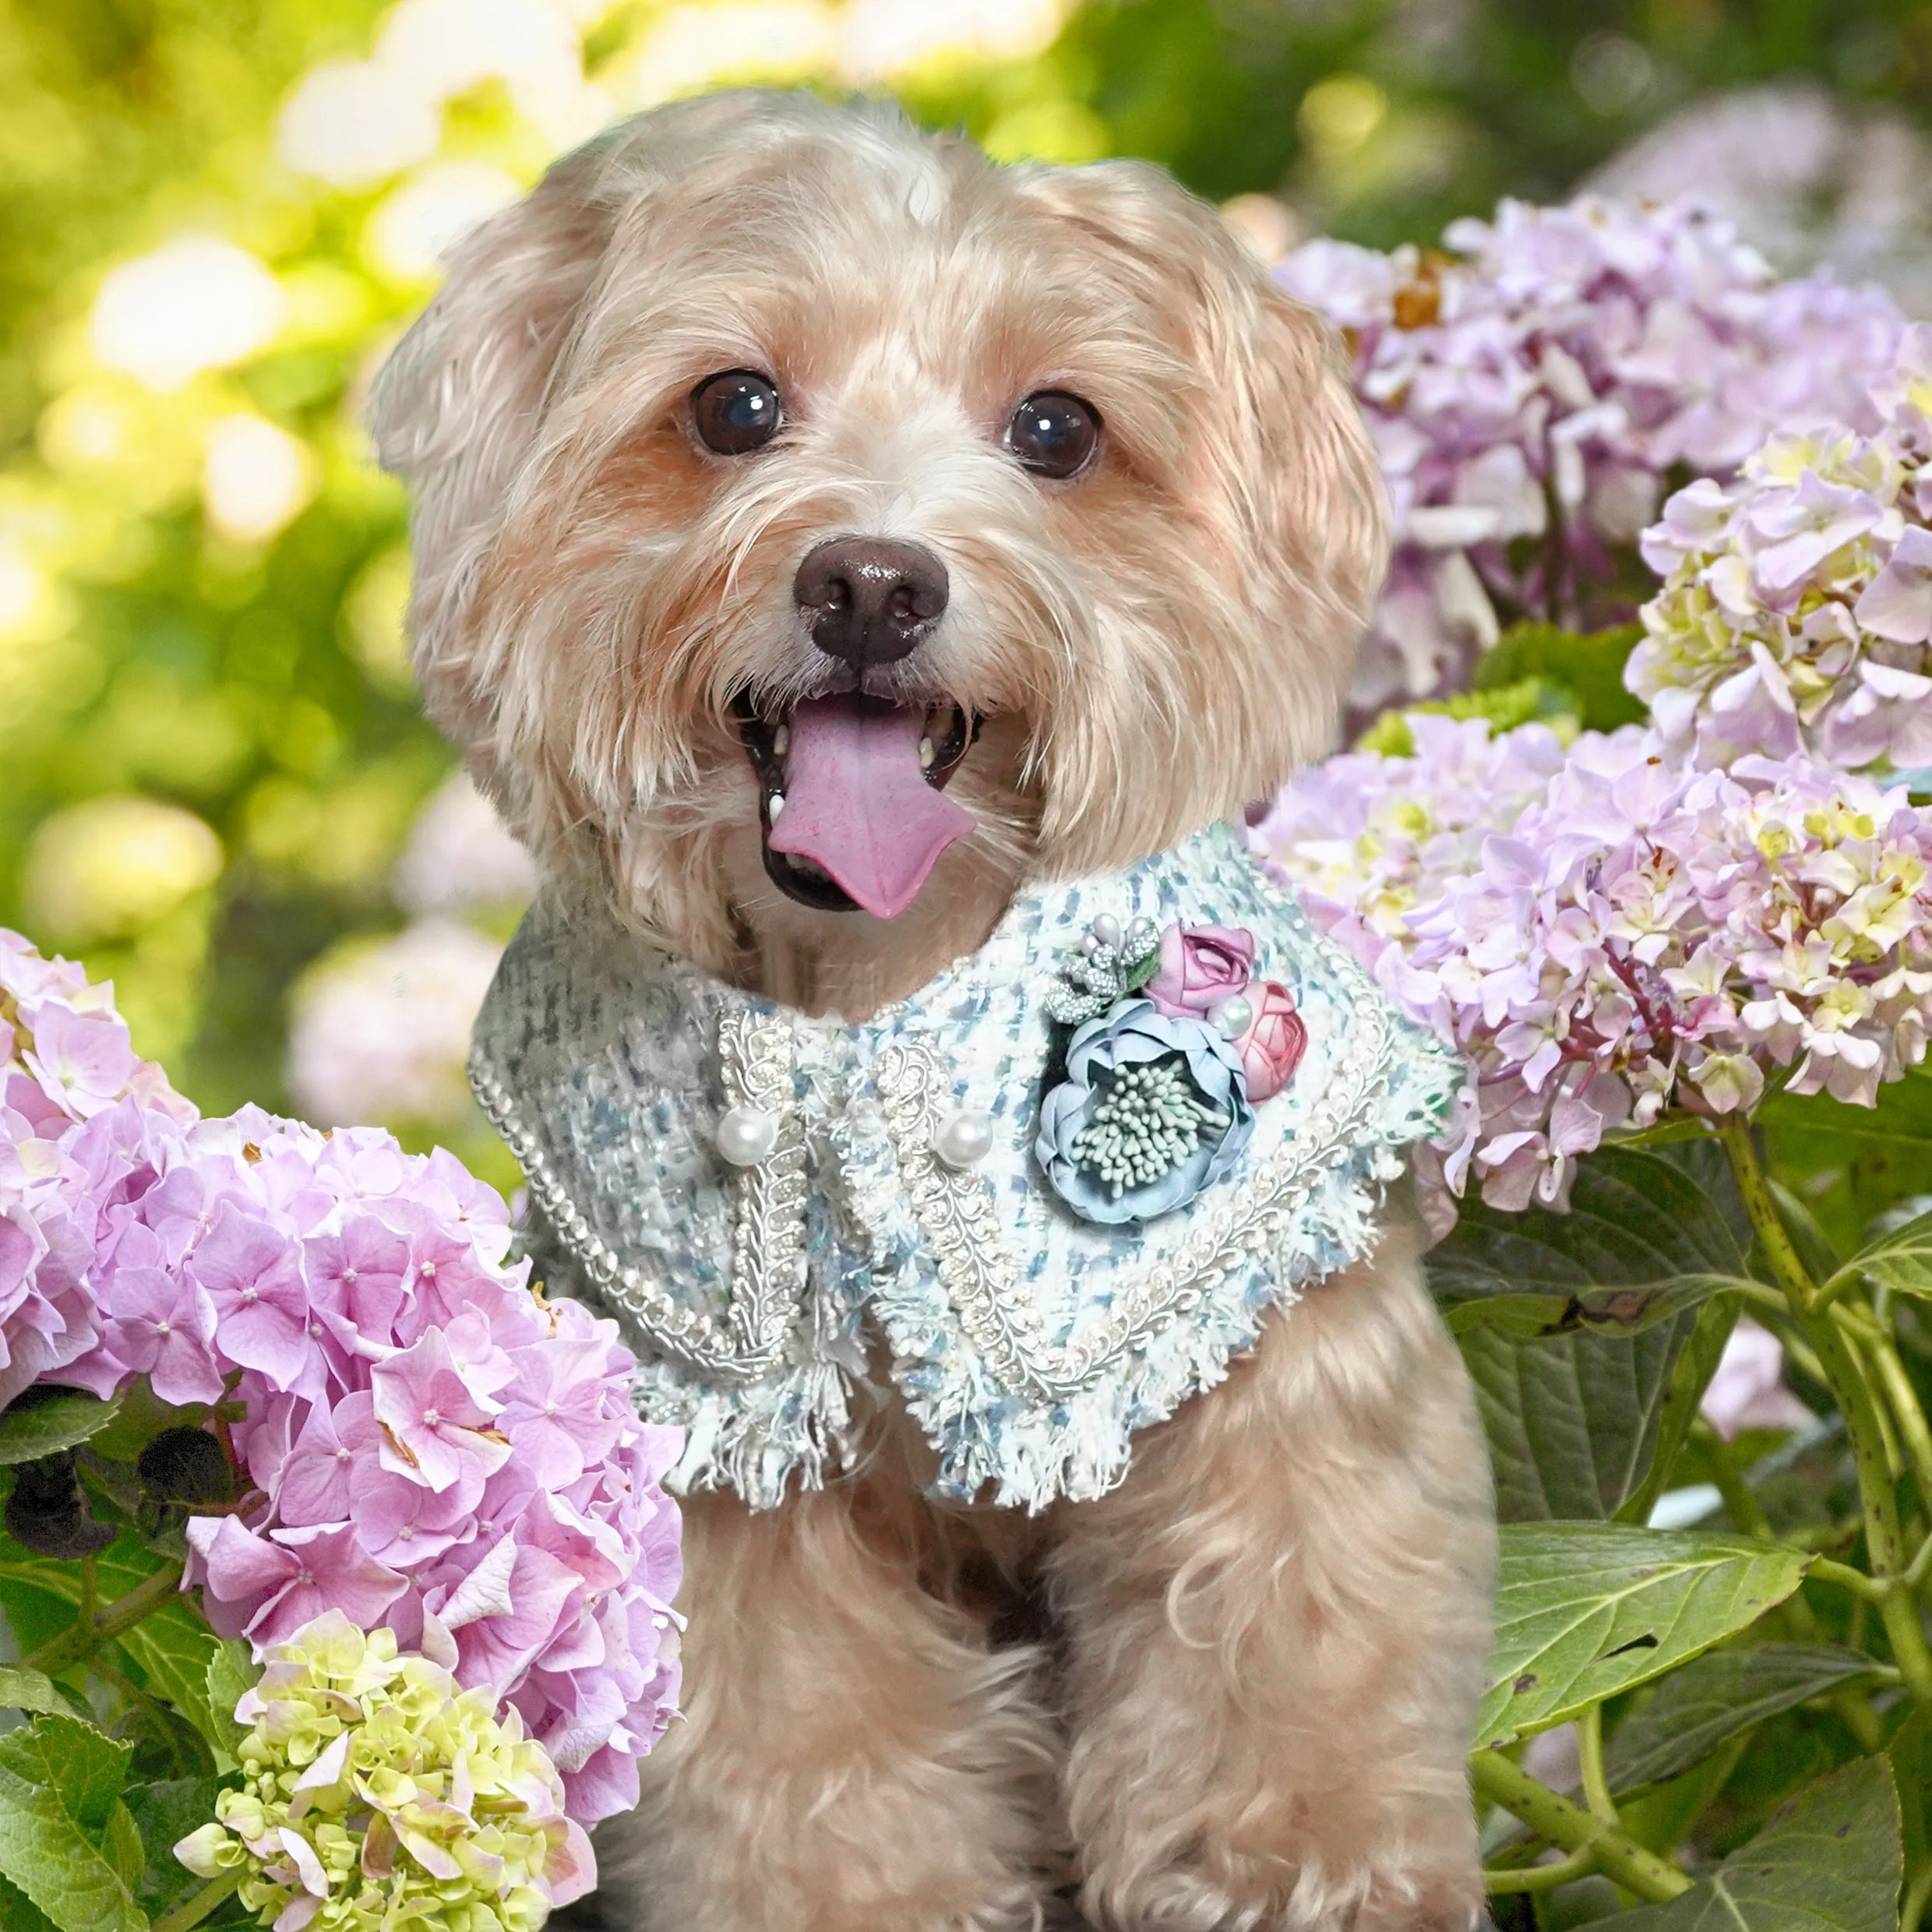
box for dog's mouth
[733,692,979,918]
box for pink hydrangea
[1279,196,1905,720]
[0,935,194,1412]
[0,933,682,1829]
[1255,726,1932,1213]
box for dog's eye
[691,371,783,455]
[1006,391,1101,480]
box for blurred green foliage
[4,0,1932,1128]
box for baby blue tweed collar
[467,823,1458,1512]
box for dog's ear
[1009,163,1385,865]
[365,138,621,746]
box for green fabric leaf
[1461,1314,1708,1521]
[1430,1144,1752,1339]
[1477,1523,1812,1748]
[1591,1756,1902,1932]
[0,1396,124,1468]
[1606,1643,1886,1793]
[122,1779,225,1920]
[0,1669,78,1722]
[0,1717,143,1932]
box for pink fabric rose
[1234,981,1306,1102]
[1145,924,1255,1017]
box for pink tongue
[767,696,973,920]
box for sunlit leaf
[0,1396,122,1468]
[0,1717,143,1932]
[1477,1523,1812,1748]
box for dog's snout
[794,538,949,668]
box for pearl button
[933,1109,996,1169]
[1210,994,1253,1039]
[716,1105,780,1166]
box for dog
[368,90,1495,1932]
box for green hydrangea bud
[176,1613,594,1932]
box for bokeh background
[6,0,1932,1188]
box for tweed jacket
[469,823,1458,1511]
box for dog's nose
[794,538,949,668]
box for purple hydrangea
[1279,195,1906,721]
[1631,323,1932,770]
[1254,726,1932,1216]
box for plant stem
[1810,1555,1887,1601]
[21,1563,183,1678]
[1483,1844,1597,1895]
[1470,1751,1690,1902]
[152,1870,242,1932]
[1869,1329,1932,1511]
[1577,1703,1620,1827]
[1715,1120,1817,1311]
[1717,1120,1932,1712]
[1696,1419,1772,1539]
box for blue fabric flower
[1035,998,1255,1225]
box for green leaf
[86,1384,222,1468]
[0,1529,219,1761]
[0,1718,133,1837]
[201,1645,256,1761]
[1353,675,1582,757]
[0,1397,123,1468]
[1760,1062,1932,1142]
[0,1715,143,1932]
[0,1873,61,1932]
[1591,1756,1902,1932]
[98,1809,140,1895]
[117,1610,222,1762]
[1430,1145,1753,1339]
[1617,1291,1743,1528]
[1474,619,1648,732]
[1605,1643,1887,1793]
[121,1779,225,1921]
[1832,1204,1932,1300]
[1476,1523,1812,1749]
[1462,1312,1712,1521]
[0,1669,77,1722]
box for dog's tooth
[772,724,789,758]
[768,793,785,823]
[918,737,935,770]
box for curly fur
[370,89,1493,1932]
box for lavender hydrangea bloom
[1036,999,1255,1225]
[1279,196,1905,721]
[1256,723,1932,1217]
[1631,323,1932,770]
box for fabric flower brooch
[1036,917,1306,1225]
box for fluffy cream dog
[370,90,1494,1932]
